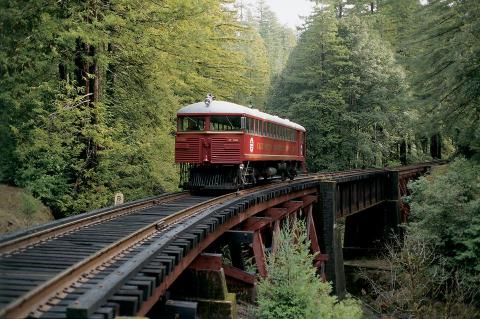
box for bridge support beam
[318,181,346,298]
[252,231,267,278]
[165,253,237,319]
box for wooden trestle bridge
[0,163,441,319]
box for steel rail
[0,170,376,256]
[1,170,388,318]
[0,189,256,319]
[0,192,189,255]
[1,176,326,319]
[72,183,320,318]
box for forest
[1,0,479,317]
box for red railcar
[175,98,306,190]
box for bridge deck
[0,163,441,319]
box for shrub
[362,233,478,318]
[257,220,362,319]
[406,158,480,277]
[20,192,38,216]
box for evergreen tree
[0,0,267,216]
[409,0,480,159]
[268,5,409,171]
[407,159,480,277]
[255,0,297,78]
[258,220,362,319]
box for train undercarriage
[180,161,301,190]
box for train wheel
[288,168,296,181]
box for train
[175,95,306,190]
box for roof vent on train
[204,93,215,107]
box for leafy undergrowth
[0,184,53,235]
[357,158,480,318]
[237,300,257,319]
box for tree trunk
[400,139,407,165]
[430,134,441,159]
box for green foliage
[257,220,362,319]
[20,192,38,217]
[363,233,479,318]
[234,0,296,108]
[408,0,480,159]
[268,6,409,171]
[0,0,269,216]
[406,159,480,281]
[254,0,297,78]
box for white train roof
[177,100,306,132]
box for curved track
[0,166,437,319]
[0,192,218,318]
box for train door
[302,132,306,158]
[298,131,304,157]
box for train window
[254,119,259,135]
[210,116,242,131]
[178,116,205,131]
[247,118,254,133]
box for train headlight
[239,164,244,170]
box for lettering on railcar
[256,143,272,151]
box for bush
[362,233,479,318]
[20,192,38,216]
[257,220,362,319]
[406,158,480,276]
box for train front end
[175,99,244,190]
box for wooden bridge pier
[153,165,436,318]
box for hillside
[0,185,54,235]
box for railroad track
[0,169,401,319]
[0,192,214,318]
